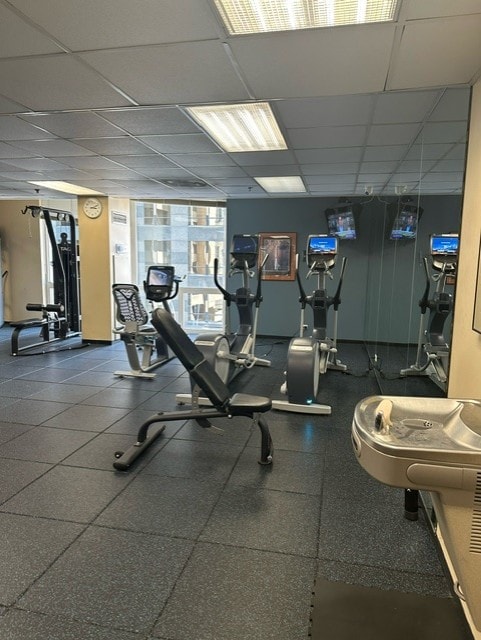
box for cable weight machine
[10,205,81,355]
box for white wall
[449,80,481,400]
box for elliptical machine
[401,233,458,391]
[176,234,270,405]
[112,265,181,379]
[273,234,347,415]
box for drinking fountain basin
[352,395,481,632]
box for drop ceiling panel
[295,148,364,164]
[9,139,94,157]
[304,175,357,186]
[403,0,481,20]
[0,4,63,58]
[136,168,198,180]
[289,126,367,149]
[8,0,220,50]
[80,42,249,105]
[100,108,200,135]
[372,90,440,123]
[193,166,248,179]
[105,155,176,169]
[0,142,33,159]
[229,151,296,166]
[388,16,481,89]
[229,25,396,98]
[275,95,375,128]
[0,116,56,141]
[54,156,129,170]
[367,123,421,145]
[429,88,471,121]
[243,165,300,177]
[0,55,131,111]
[74,138,155,155]
[419,121,468,144]
[164,153,236,167]
[362,146,409,161]
[139,134,219,154]
[403,143,455,160]
[2,158,72,171]
[19,112,125,138]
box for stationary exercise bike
[401,233,458,391]
[176,234,270,405]
[273,234,347,415]
[112,265,181,379]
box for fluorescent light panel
[255,176,306,193]
[28,181,104,196]
[214,0,398,34]
[186,102,287,152]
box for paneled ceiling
[0,0,479,201]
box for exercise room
[0,2,480,639]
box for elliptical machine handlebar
[213,258,232,306]
[255,253,268,308]
[331,257,347,312]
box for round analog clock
[83,197,103,219]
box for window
[134,201,226,331]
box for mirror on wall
[361,86,470,398]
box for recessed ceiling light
[28,181,105,196]
[186,102,287,152]
[214,0,399,35]
[255,176,306,193]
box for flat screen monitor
[430,234,459,256]
[307,235,338,255]
[390,204,422,240]
[325,207,357,240]
[231,234,258,256]
[146,265,174,288]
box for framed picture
[259,232,297,281]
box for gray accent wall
[226,195,462,344]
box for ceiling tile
[20,112,125,138]
[74,138,155,155]
[295,148,364,164]
[362,145,408,161]
[139,134,220,154]
[276,95,375,128]
[388,16,481,89]
[0,55,132,111]
[80,42,249,105]
[100,108,200,135]
[0,3,63,58]
[367,123,420,145]
[229,25,396,98]
[0,116,56,141]
[9,139,94,156]
[289,126,367,149]
[428,87,471,121]
[8,0,220,50]
[372,90,440,123]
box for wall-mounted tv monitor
[430,234,459,256]
[390,203,423,240]
[307,235,338,255]
[325,206,357,240]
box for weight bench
[113,307,273,471]
[10,303,68,356]
[112,283,174,379]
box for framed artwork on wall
[258,232,297,281]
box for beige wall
[448,80,481,400]
[78,196,131,341]
[0,199,43,322]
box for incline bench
[113,307,273,471]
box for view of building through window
[134,201,226,331]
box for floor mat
[310,577,473,640]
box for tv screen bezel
[146,265,174,287]
[389,204,421,240]
[430,234,459,256]
[231,234,259,256]
[307,234,338,255]
[325,207,357,240]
